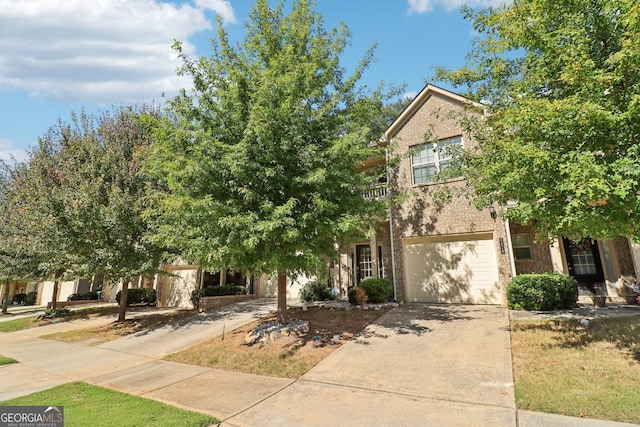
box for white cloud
[0,0,236,103]
[403,91,418,101]
[407,0,509,14]
[0,137,28,163]
[195,0,236,24]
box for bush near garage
[359,278,394,303]
[508,273,578,311]
[299,281,336,302]
[12,293,26,304]
[67,291,99,301]
[116,288,157,306]
[24,291,37,306]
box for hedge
[115,288,157,306]
[359,278,394,303]
[507,273,578,311]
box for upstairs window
[411,136,462,184]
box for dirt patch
[166,306,392,379]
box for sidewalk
[1,300,638,426]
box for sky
[0,0,506,162]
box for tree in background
[146,0,389,323]
[0,162,43,314]
[12,107,164,321]
[436,0,640,241]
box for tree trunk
[1,283,9,314]
[51,270,62,310]
[118,280,129,322]
[276,271,287,325]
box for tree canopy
[9,107,164,319]
[146,0,389,322]
[0,162,43,313]
[436,0,640,241]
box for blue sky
[0,0,505,162]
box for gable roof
[383,84,486,141]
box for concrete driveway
[224,304,516,427]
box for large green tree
[436,0,640,241]
[0,162,43,314]
[15,107,164,320]
[146,0,388,323]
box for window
[512,234,532,260]
[411,136,462,184]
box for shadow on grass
[513,314,640,361]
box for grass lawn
[511,314,640,424]
[0,307,119,333]
[0,382,218,427]
[0,354,17,365]
[0,316,34,332]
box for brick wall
[389,90,511,303]
[509,223,555,274]
[198,294,256,311]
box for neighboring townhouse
[335,84,640,305]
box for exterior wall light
[488,205,497,220]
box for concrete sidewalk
[1,300,638,426]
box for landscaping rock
[244,320,309,346]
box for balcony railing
[363,183,388,201]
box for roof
[383,84,486,141]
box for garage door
[404,234,500,304]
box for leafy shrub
[24,291,37,306]
[12,293,26,304]
[348,287,367,305]
[67,291,99,301]
[359,278,393,303]
[45,308,71,317]
[299,281,336,302]
[507,273,578,311]
[190,289,202,309]
[116,288,157,306]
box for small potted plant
[616,278,640,305]
[591,293,607,307]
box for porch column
[371,230,379,279]
[549,239,565,273]
[628,238,640,278]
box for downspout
[503,216,517,279]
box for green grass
[0,316,35,332]
[0,382,218,427]
[0,355,17,365]
[511,314,640,424]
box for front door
[562,238,606,295]
[356,244,373,285]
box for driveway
[224,304,516,427]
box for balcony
[363,183,388,201]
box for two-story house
[334,84,640,305]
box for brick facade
[509,223,555,274]
[385,87,512,304]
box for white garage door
[404,234,500,304]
